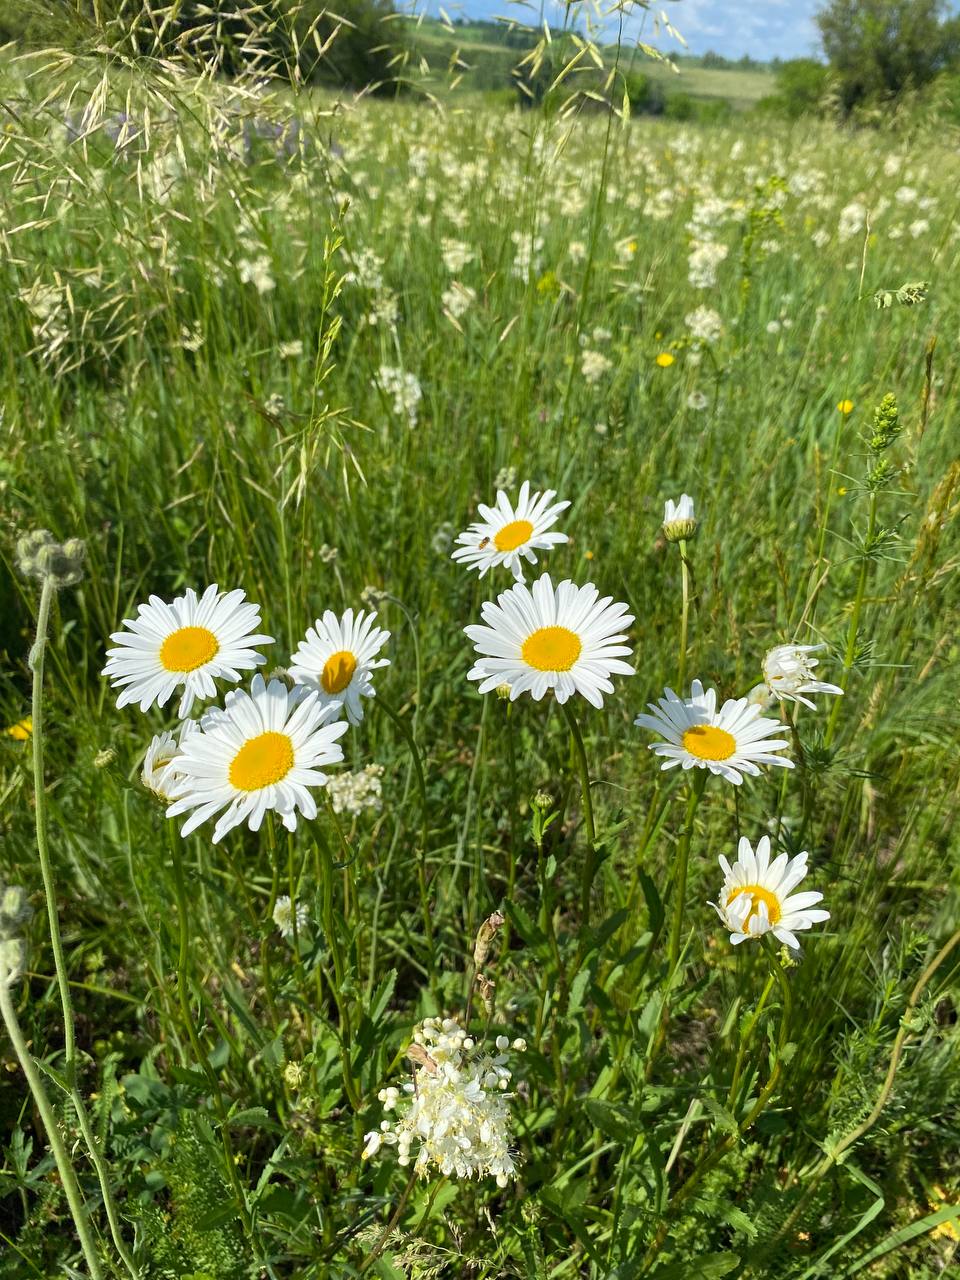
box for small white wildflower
[662,493,697,543]
[327,764,385,817]
[581,349,613,384]
[273,895,309,941]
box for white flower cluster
[378,365,422,427]
[363,1017,525,1187]
[327,763,385,817]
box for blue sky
[418,1,823,62]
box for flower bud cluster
[15,530,86,587]
[327,763,384,817]
[362,1017,526,1187]
[868,394,901,453]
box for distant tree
[701,49,729,69]
[756,58,830,118]
[816,0,960,113]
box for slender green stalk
[169,830,253,1237]
[667,774,707,975]
[677,538,691,692]
[378,695,435,965]
[314,823,362,1110]
[357,1168,418,1274]
[29,577,139,1278]
[825,489,878,746]
[0,976,104,1280]
[561,701,598,924]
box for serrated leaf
[650,1251,740,1279]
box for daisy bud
[473,910,506,969]
[94,747,117,769]
[532,790,554,811]
[662,493,697,543]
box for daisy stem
[677,538,691,692]
[314,825,363,1111]
[0,975,104,1280]
[561,703,598,924]
[725,970,776,1111]
[169,827,253,1237]
[30,576,140,1278]
[377,695,435,968]
[667,773,707,976]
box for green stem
[667,774,707,975]
[0,976,104,1280]
[378,695,435,966]
[677,539,690,692]
[825,490,877,747]
[561,702,597,925]
[30,577,139,1277]
[357,1168,418,1274]
[314,826,362,1110]
[169,830,253,1237]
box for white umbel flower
[140,720,198,801]
[103,585,273,718]
[662,493,697,542]
[762,644,843,710]
[165,675,347,843]
[465,573,634,708]
[289,609,390,725]
[635,679,793,785]
[451,480,570,581]
[364,1018,524,1186]
[711,836,830,948]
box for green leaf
[224,1106,280,1131]
[504,899,547,950]
[583,1098,642,1143]
[650,1251,740,1279]
[844,1201,960,1274]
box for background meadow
[1,6,960,1277]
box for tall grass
[0,13,959,1278]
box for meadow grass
[0,36,959,1280]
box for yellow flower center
[228,731,294,791]
[681,724,737,761]
[321,650,357,694]
[728,884,782,926]
[494,519,534,552]
[521,626,582,672]
[159,626,219,673]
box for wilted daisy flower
[363,1017,524,1186]
[452,481,570,582]
[141,720,198,801]
[761,644,843,710]
[662,493,697,542]
[272,894,309,940]
[635,679,793,785]
[103,585,273,718]
[164,675,347,843]
[711,836,829,948]
[289,609,390,725]
[465,573,634,708]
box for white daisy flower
[711,836,830,948]
[451,480,570,581]
[140,720,198,801]
[634,679,793,785]
[103,585,273,719]
[662,493,697,542]
[288,609,390,725]
[165,675,348,843]
[464,573,634,709]
[762,644,843,710]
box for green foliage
[816,0,960,116]
[0,21,959,1280]
[757,58,831,118]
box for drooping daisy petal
[762,643,843,710]
[289,608,390,725]
[465,572,634,708]
[634,678,793,785]
[140,719,199,801]
[452,480,570,581]
[710,836,830,949]
[165,675,347,843]
[103,584,273,718]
